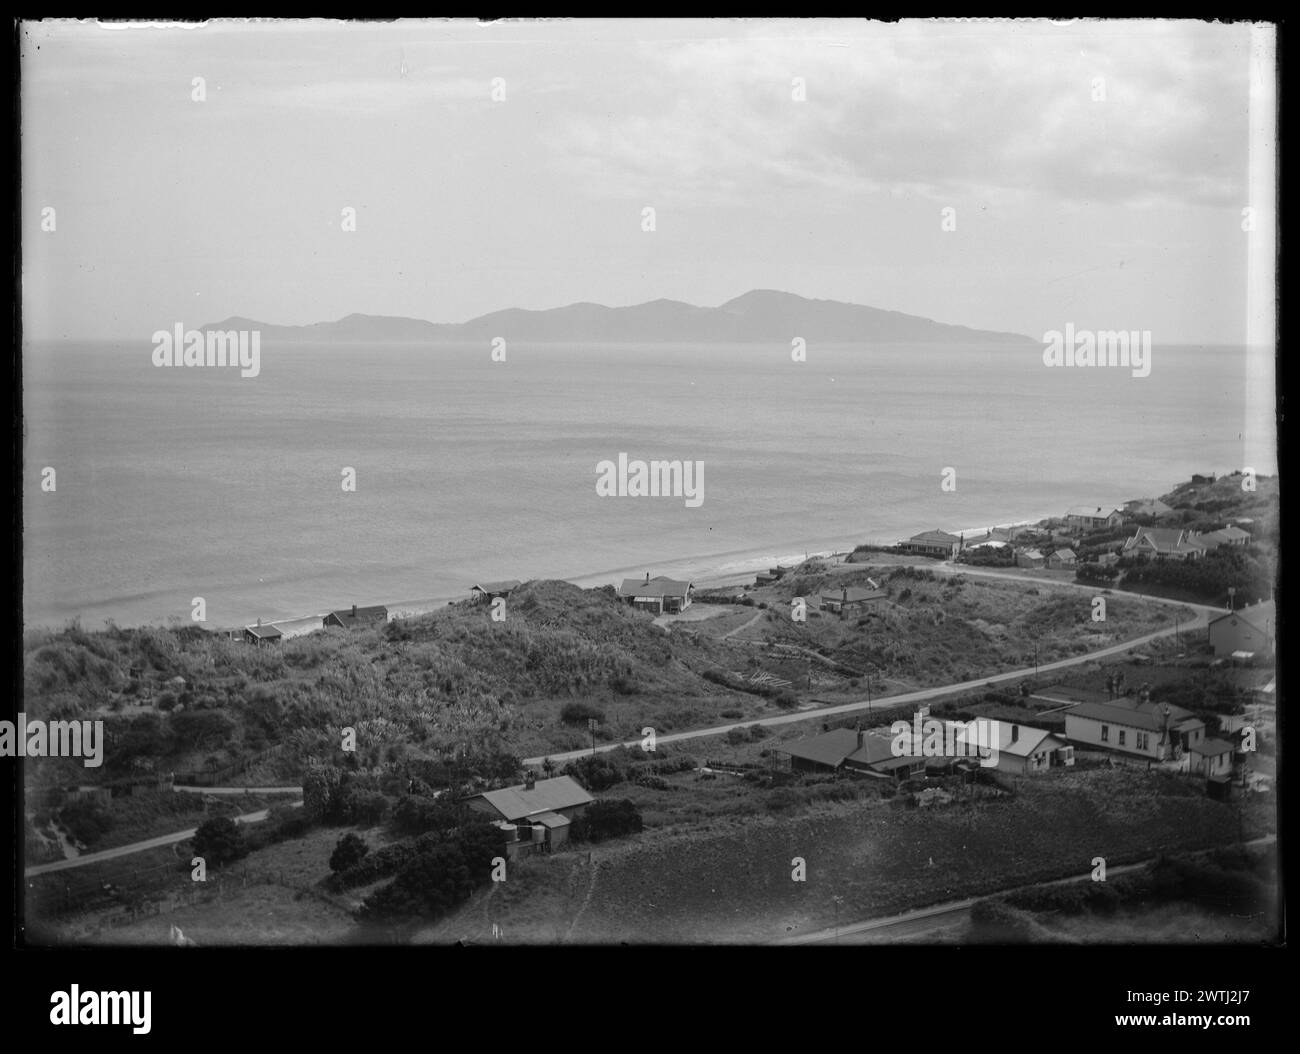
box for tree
[329,832,369,873]
[192,816,247,866]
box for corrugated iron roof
[473,776,593,822]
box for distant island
[201,289,1036,345]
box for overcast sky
[21,18,1275,344]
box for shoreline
[25,514,1057,638]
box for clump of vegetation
[570,799,643,843]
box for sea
[22,340,1276,631]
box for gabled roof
[906,530,961,546]
[325,604,388,626]
[1020,548,1045,560]
[1066,505,1121,518]
[955,719,1064,758]
[473,580,522,594]
[245,623,282,639]
[1190,738,1235,758]
[779,727,860,767]
[1124,528,1206,555]
[472,776,593,822]
[1207,600,1274,635]
[1051,548,1077,560]
[619,576,692,598]
[1065,697,1200,733]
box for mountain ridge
[201,290,1035,344]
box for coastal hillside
[200,289,1036,345]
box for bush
[563,755,625,791]
[59,800,114,847]
[569,799,643,843]
[192,816,247,866]
[560,701,605,725]
[330,832,369,873]
[358,821,502,922]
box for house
[471,580,522,603]
[323,603,389,629]
[1198,524,1251,550]
[820,582,887,615]
[465,774,594,856]
[618,574,693,615]
[1191,472,1217,484]
[777,726,926,781]
[899,530,962,559]
[244,622,282,645]
[954,719,1074,776]
[1065,506,1125,530]
[1064,697,1206,761]
[1016,548,1045,569]
[1046,548,1077,570]
[1188,738,1235,778]
[1207,600,1275,658]
[1122,527,1207,561]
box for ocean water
[22,340,1275,630]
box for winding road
[525,572,1220,766]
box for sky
[20,18,1277,344]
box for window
[1118,730,1126,746]
[1101,725,1109,742]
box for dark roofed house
[1199,524,1251,550]
[1064,696,1205,761]
[244,622,282,645]
[471,580,522,603]
[777,726,926,781]
[323,603,389,629]
[618,573,693,615]
[465,774,594,855]
[1016,548,1046,569]
[900,530,962,559]
[820,581,886,616]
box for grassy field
[420,766,1275,944]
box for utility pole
[588,717,597,757]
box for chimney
[856,723,865,749]
[524,772,536,790]
[1011,724,1019,744]
[645,572,650,584]
[256,617,261,627]
[351,603,357,617]
[842,586,848,603]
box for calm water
[22,340,1275,629]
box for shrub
[330,832,369,873]
[569,799,643,843]
[560,701,605,725]
[563,755,625,792]
[192,816,247,866]
[59,800,114,847]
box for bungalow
[1198,524,1251,550]
[1207,600,1275,658]
[1188,738,1235,779]
[1064,697,1206,761]
[820,582,886,616]
[1122,527,1207,561]
[323,603,389,629]
[954,719,1074,776]
[618,573,693,615]
[471,580,522,603]
[1065,505,1125,530]
[900,530,962,559]
[1016,548,1045,569]
[244,622,282,646]
[1046,548,1077,570]
[777,726,926,781]
[464,774,594,856]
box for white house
[1065,506,1125,530]
[955,719,1073,776]
[1064,697,1205,761]
[1206,601,1275,658]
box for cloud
[546,22,1254,209]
